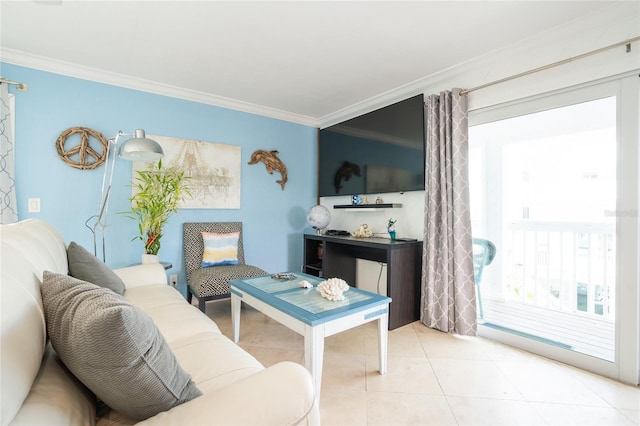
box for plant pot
[142,254,160,264]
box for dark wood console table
[303,234,422,330]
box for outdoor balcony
[478,220,615,362]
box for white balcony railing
[480,220,616,361]
[504,220,615,319]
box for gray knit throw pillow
[67,241,126,295]
[41,271,201,420]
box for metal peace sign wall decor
[56,126,108,170]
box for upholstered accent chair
[183,222,267,312]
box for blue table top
[229,272,391,326]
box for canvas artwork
[133,135,241,209]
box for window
[470,96,617,362]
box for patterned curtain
[421,88,476,335]
[0,84,18,224]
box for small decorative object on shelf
[271,272,297,280]
[299,280,313,289]
[351,223,373,238]
[375,196,384,204]
[317,278,349,301]
[387,218,397,240]
[351,194,363,205]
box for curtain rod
[461,36,640,95]
[0,77,28,92]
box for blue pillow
[201,231,240,267]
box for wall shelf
[333,203,402,210]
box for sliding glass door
[469,75,639,384]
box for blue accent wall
[2,63,318,292]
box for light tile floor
[204,300,640,425]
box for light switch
[28,198,41,213]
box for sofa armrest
[137,362,319,426]
[113,263,167,289]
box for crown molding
[0,48,318,128]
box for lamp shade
[118,129,164,161]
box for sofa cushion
[41,271,202,421]
[67,241,126,295]
[0,219,67,425]
[201,231,239,267]
[169,332,264,394]
[124,285,223,345]
[9,345,96,426]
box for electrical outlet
[170,274,178,287]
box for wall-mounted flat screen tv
[318,94,425,197]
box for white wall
[320,191,424,239]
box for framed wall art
[133,135,241,209]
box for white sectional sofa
[1,219,318,425]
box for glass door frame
[469,73,639,385]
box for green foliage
[125,160,191,255]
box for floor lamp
[85,129,164,262]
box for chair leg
[186,286,193,304]
[199,297,206,313]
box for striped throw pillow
[201,231,240,267]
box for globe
[307,205,331,233]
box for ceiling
[0,1,623,126]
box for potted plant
[126,160,190,261]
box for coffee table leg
[231,292,241,343]
[378,313,388,374]
[304,325,324,401]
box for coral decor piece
[317,278,349,301]
[248,149,288,190]
[351,223,373,238]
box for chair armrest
[137,362,319,426]
[113,263,167,289]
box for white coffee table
[229,272,391,401]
